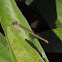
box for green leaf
[0,0,49,62]
[7,26,44,62]
[25,0,33,5]
[56,0,62,28]
[0,33,12,62]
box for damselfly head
[12,21,18,25]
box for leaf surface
[0,0,49,62]
[7,27,44,62]
[0,33,12,62]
